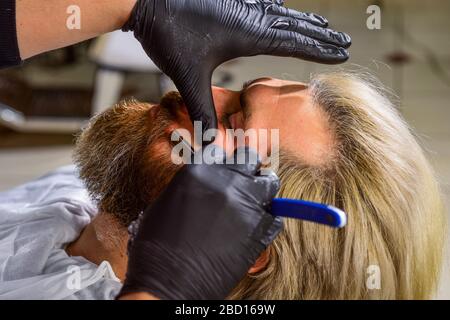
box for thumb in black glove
[118,147,282,300]
[123,0,351,134]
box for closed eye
[242,77,272,90]
[220,113,233,129]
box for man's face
[75,77,333,226]
[161,77,333,165]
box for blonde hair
[229,72,446,299]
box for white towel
[0,165,122,299]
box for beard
[74,93,185,227]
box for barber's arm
[117,147,282,300]
[2,0,351,133]
[14,0,136,60]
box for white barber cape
[0,165,122,299]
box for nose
[211,86,241,116]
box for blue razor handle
[271,198,347,228]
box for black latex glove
[123,0,351,133]
[118,147,282,300]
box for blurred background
[0,0,449,298]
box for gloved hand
[118,147,282,300]
[123,0,351,133]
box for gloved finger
[248,172,282,248]
[245,170,279,210]
[227,146,262,175]
[173,69,218,136]
[263,29,349,64]
[266,5,328,27]
[258,0,285,6]
[257,215,283,248]
[252,171,283,249]
[256,170,280,203]
[270,18,351,49]
[199,144,227,165]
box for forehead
[243,79,334,166]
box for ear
[248,248,270,274]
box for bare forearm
[16,0,137,59]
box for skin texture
[68,77,331,299]
[70,73,447,300]
[175,78,334,165]
[16,0,137,59]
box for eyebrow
[241,77,273,90]
[242,79,258,90]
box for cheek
[244,99,285,137]
[242,117,277,158]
